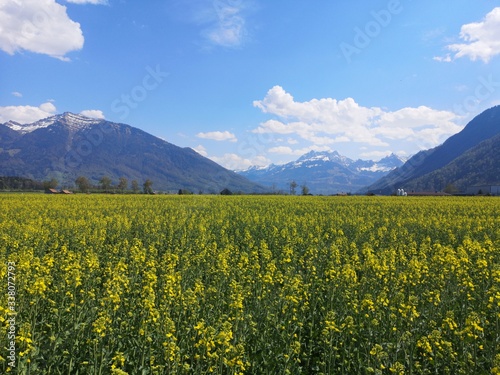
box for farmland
[1,194,499,374]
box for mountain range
[0,113,265,193]
[238,151,405,195]
[364,105,500,194]
[1,105,498,195]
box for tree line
[0,176,45,191]
[74,176,154,194]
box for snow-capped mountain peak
[237,150,406,195]
[296,150,352,166]
[356,153,406,173]
[5,112,103,134]
[241,163,275,173]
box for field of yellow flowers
[1,194,499,374]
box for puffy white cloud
[253,86,462,155]
[210,153,270,171]
[0,102,57,124]
[253,87,377,145]
[253,120,306,135]
[437,7,500,63]
[254,86,382,128]
[80,109,105,119]
[39,102,57,113]
[253,86,387,147]
[268,146,293,154]
[268,145,331,156]
[197,130,237,142]
[375,106,462,147]
[0,0,84,60]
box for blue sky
[1,0,500,170]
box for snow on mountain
[296,150,350,166]
[357,154,406,173]
[238,150,405,194]
[0,112,266,193]
[239,164,275,173]
[5,112,103,135]
[241,151,404,176]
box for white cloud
[293,145,332,155]
[206,20,245,47]
[253,86,385,147]
[433,54,452,63]
[210,153,270,171]
[80,109,105,119]
[254,86,382,127]
[253,86,463,154]
[197,1,250,48]
[0,102,57,124]
[268,146,293,154]
[268,145,332,156]
[192,144,208,157]
[11,91,22,98]
[0,0,84,60]
[359,150,394,160]
[437,7,500,63]
[375,106,462,147]
[40,102,57,113]
[197,130,237,142]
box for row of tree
[74,176,154,194]
[1,175,310,196]
[0,176,45,191]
